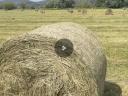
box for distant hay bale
[40,9,45,14]
[67,9,74,14]
[82,9,87,15]
[123,8,126,10]
[77,9,81,12]
[0,22,107,96]
[122,8,128,16]
[35,8,39,12]
[105,8,113,15]
[12,17,15,20]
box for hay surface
[0,22,106,96]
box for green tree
[57,0,75,8]
[45,0,75,8]
[124,0,128,7]
[0,3,3,9]
[2,2,17,10]
[96,0,105,7]
[74,0,97,8]
[45,0,127,8]
[45,0,56,8]
[19,3,27,9]
[105,0,125,8]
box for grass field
[0,9,128,96]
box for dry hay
[82,9,87,15]
[67,9,74,14]
[0,22,107,96]
[35,8,39,12]
[105,8,113,15]
[77,9,81,12]
[40,9,45,14]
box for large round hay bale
[0,22,107,96]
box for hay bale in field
[82,9,87,15]
[67,9,74,14]
[105,8,113,15]
[77,9,81,12]
[0,22,107,96]
[35,8,39,12]
[40,9,45,14]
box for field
[0,9,128,96]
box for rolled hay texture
[0,22,107,96]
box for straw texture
[0,22,107,96]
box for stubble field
[0,9,128,96]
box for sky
[30,0,44,2]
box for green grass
[0,9,128,96]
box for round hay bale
[82,9,87,15]
[0,22,107,96]
[77,9,81,12]
[67,9,74,14]
[105,8,113,15]
[40,9,45,14]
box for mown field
[0,9,128,96]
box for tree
[2,2,17,10]
[19,3,27,9]
[0,3,3,9]
[58,0,75,8]
[44,0,127,8]
[105,0,125,8]
[96,0,105,7]
[45,0,56,8]
[45,0,75,8]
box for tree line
[0,2,40,10]
[45,0,128,8]
[0,0,128,10]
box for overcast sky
[30,0,44,2]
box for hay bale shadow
[104,81,122,96]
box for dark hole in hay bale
[55,39,73,57]
[0,22,107,96]
[105,8,113,15]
